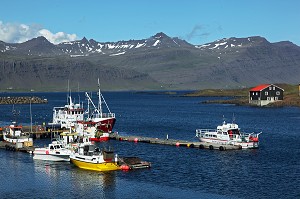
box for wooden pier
[109,133,242,151]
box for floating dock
[109,133,241,151]
[0,126,242,151]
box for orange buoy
[175,142,180,147]
[120,165,130,170]
[134,138,138,142]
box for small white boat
[195,120,261,149]
[33,139,72,161]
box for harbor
[0,91,299,199]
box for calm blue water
[0,91,299,199]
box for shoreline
[183,84,300,108]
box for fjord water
[0,91,299,199]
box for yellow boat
[70,143,120,172]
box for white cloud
[38,29,77,44]
[0,21,78,44]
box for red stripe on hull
[89,137,109,142]
[97,118,116,133]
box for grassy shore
[184,84,300,107]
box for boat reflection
[33,160,116,197]
[71,169,117,197]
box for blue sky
[0,0,299,45]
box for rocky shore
[0,96,48,104]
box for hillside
[0,33,300,91]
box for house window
[267,97,270,100]
[275,97,278,100]
[265,91,268,95]
[256,92,258,95]
[273,87,275,90]
[276,91,280,95]
[269,87,272,90]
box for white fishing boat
[3,121,33,148]
[48,95,84,130]
[195,120,261,149]
[33,139,72,161]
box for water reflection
[70,169,117,198]
[33,160,116,198]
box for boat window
[50,146,54,149]
[213,135,217,138]
[223,132,227,135]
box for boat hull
[70,158,120,172]
[96,118,116,133]
[33,154,70,161]
[199,138,259,149]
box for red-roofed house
[249,84,284,106]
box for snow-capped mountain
[0,32,300,91]
[0,32,193,57]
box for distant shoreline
[0,96,48,104]
[183,84,300,107]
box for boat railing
[195,129,216,137]
[102,113,115,118]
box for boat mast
[30,98,32,133]
[97,78,102,117]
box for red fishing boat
[75,79,116,141]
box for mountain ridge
[0,33,300,91]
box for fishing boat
[70,143,120,172]
[47,95,85,130]
[195,120,261,149]
[3,121,33,148]
[83,79,116,133]
[33,139,72,161]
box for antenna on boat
[232,113,236,124]
[77,81,81,106]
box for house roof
[250,84,271,91]
[250,84,284,92]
